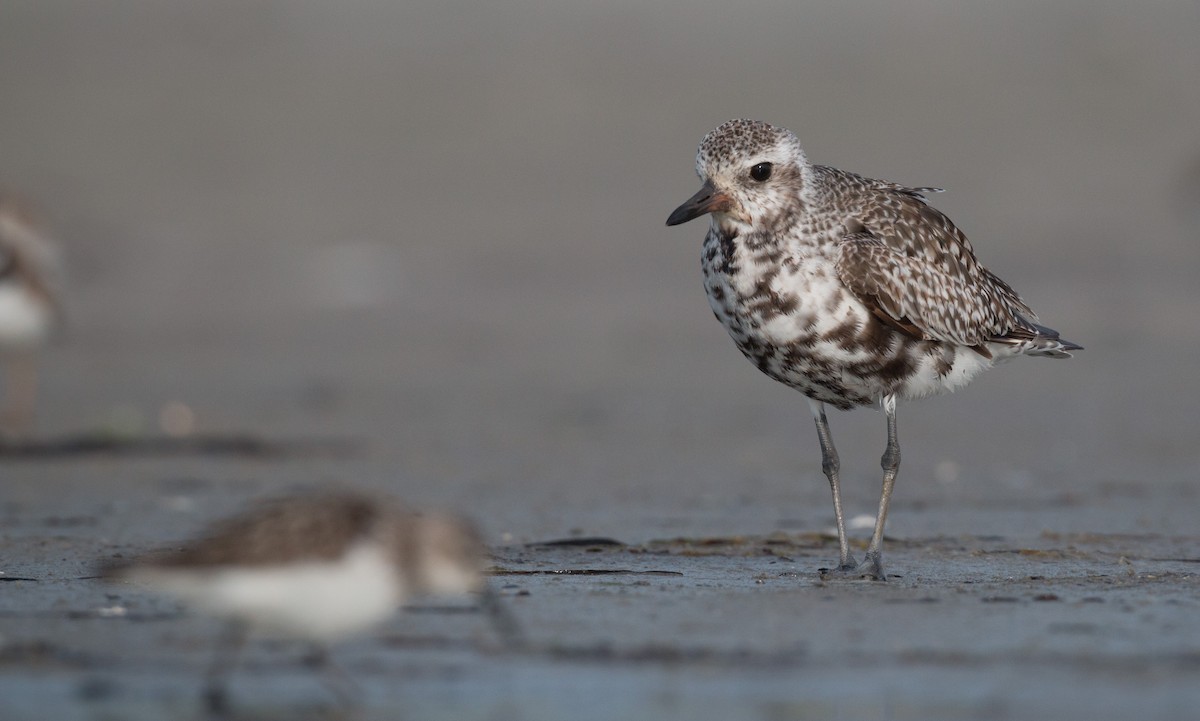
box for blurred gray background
[2,0,1198,534]
[2,3,1199,720]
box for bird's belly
[133,543,402,641]
[0,285,52,350]
[702,257,992,408]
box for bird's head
[666,119,808,234]
[408,514,489,597]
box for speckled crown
[695,119,805,176]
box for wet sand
[2,2,1199,720]
[2,518,1197,720]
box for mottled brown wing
[865,185,1033,308]
[152,493,384,568]
[833,182,1038,346]
[0,197,64,315]
[836,230,1025,347]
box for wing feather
[808,165,1040,347]
[833,186,1036,346]
[837,234,1017,346]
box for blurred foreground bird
[666,119,1080,580]
[104,491,519,713]
[0,194,62,434]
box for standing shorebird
[0,195,62,433]
[103,491,519,712]
[666,119,1080,580]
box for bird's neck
[712,213,751,241]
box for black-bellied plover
[666,119,1080,581]
[0,194,61,433]
[104,491,518,712]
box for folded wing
[835,189,1038,351]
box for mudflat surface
[2,3,1199,720]
[2,521,1198,721]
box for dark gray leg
[303,644,362,708]
[479,586,526,650]
[858,395,900,581]
[810,400,856,571]
[204,620,247,716]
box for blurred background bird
[0,193,62,435]
[103,491,519,713]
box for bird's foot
[817,556,859,578]
[855,551,886,581]
[818,552,887,582]
[203,684,231,716]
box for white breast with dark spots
[701,226,995,409]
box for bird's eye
[750,162,773,182]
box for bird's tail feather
[1021,322,1082,359]
[993,320,1081,358]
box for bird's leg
[858,394,900,581]
[810,400,856,571]
[303,644,362,708]
[478,586,526,650]
[203,620,247,716]
[0,354,38,435]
